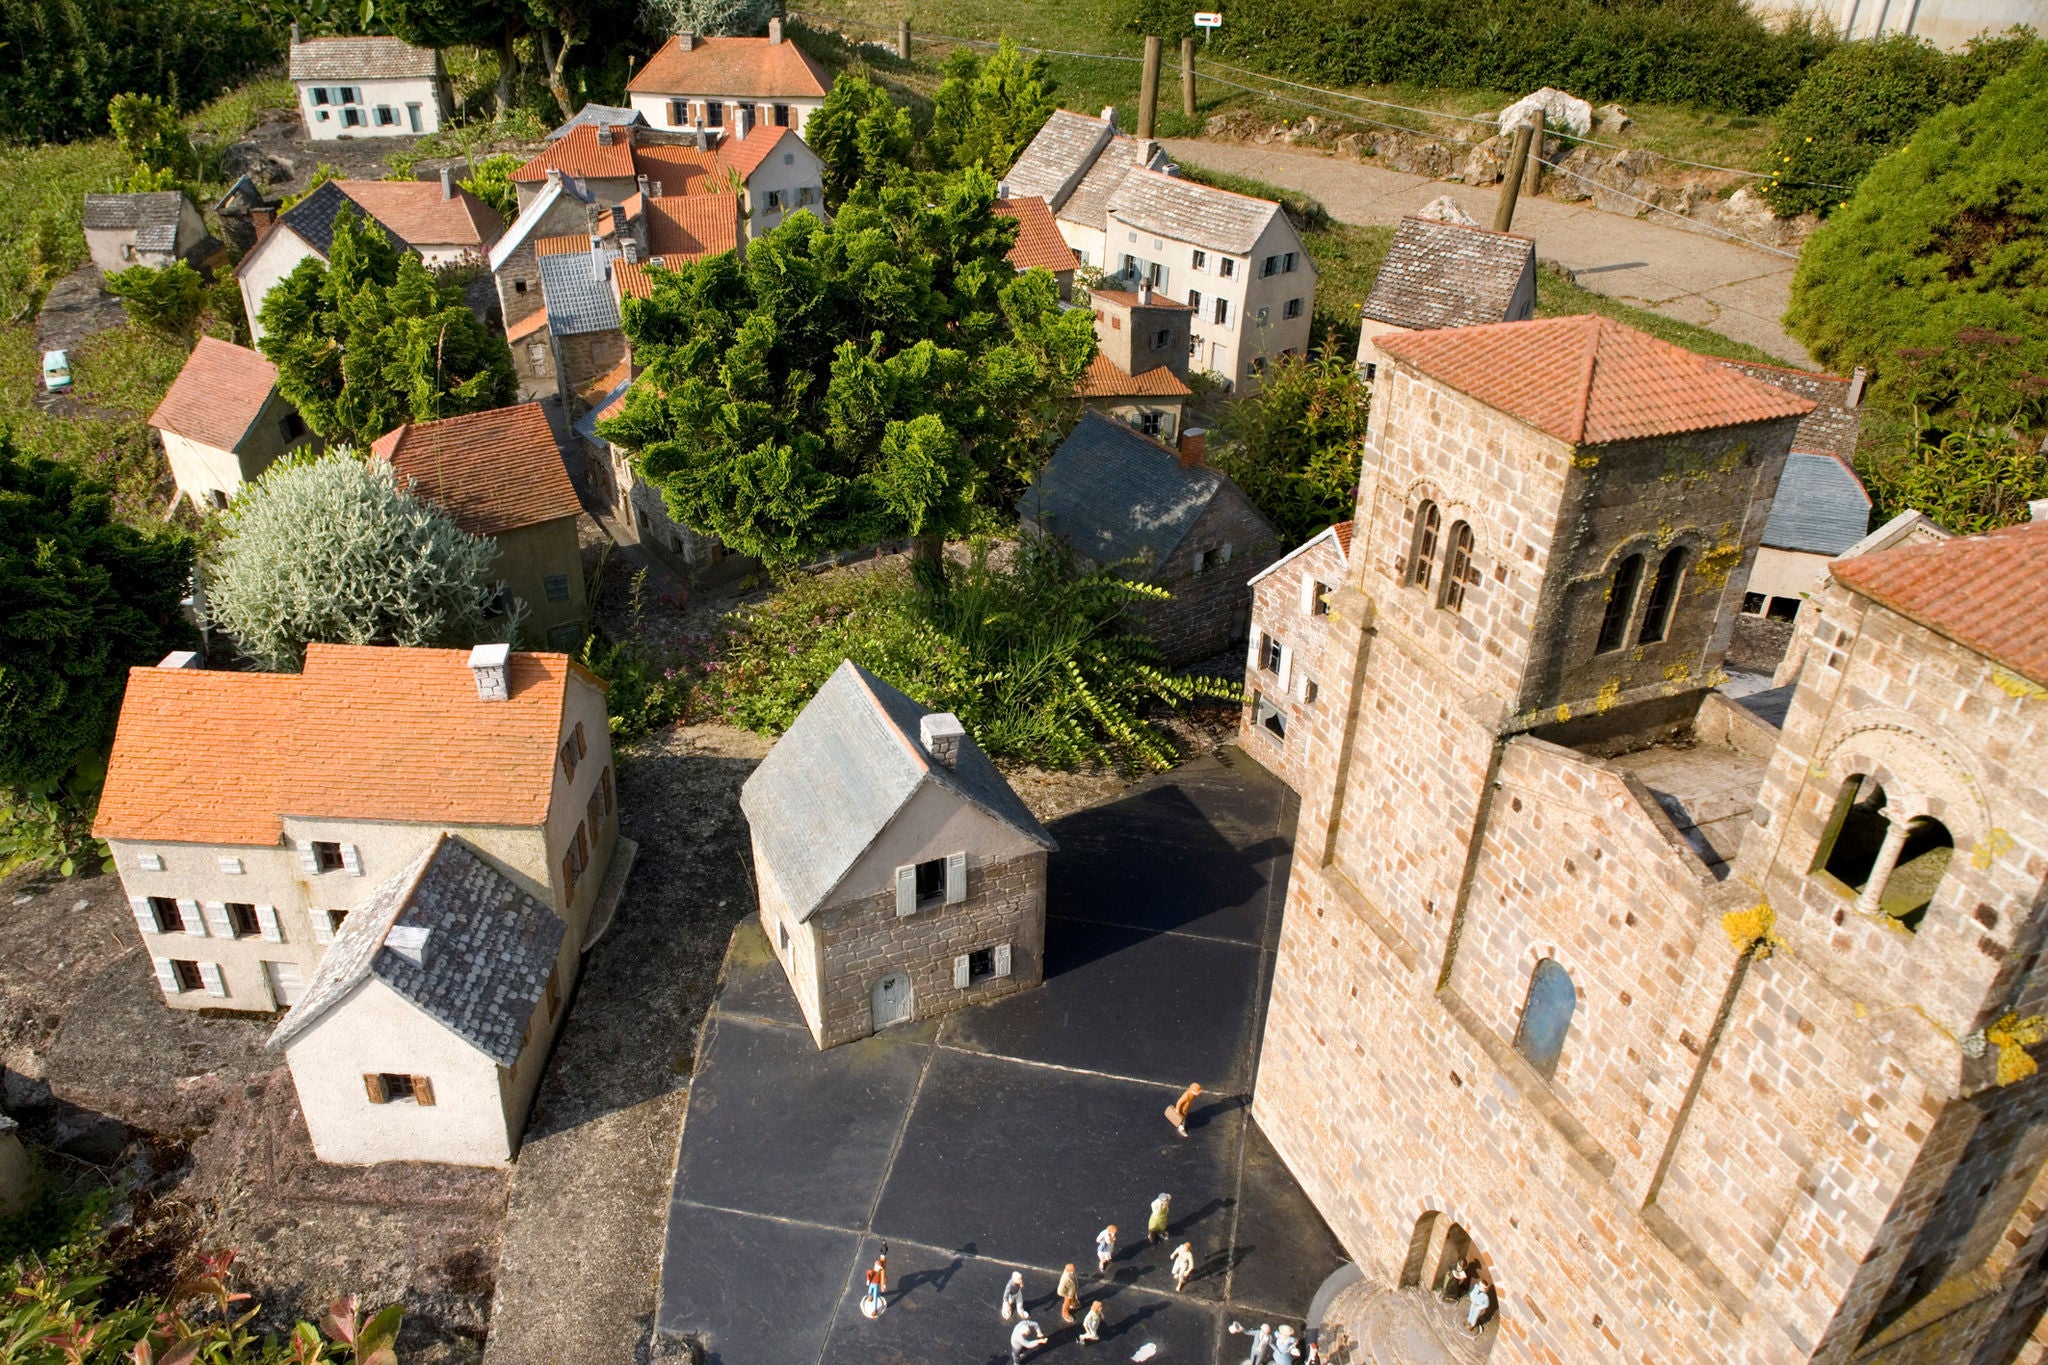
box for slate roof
[271,180,405,258]
[1020,411,1251,571]
[289,34,438,82]
[538,247,623,336]
[1107,168,1281,255]
[94,645,596,846]
[1376,315,1815,446]
[626,34,831,98]
[1003,109,1116,213]
[995,196,1080,273]
[1247,520,1352,586]
[149,337,279,451]
[1760,452,1871,556]
[1074,354,1191,398]
[740,661,1054,921]
[1831,519,2048,688]
[372,402,583,537]
[268,835,565,1068]
[1063,138,1171,236]
[82,192,190,252]
[548,103,647,139]
[1362,217,1535,330]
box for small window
[149,896,184,934]
[779,921,791,950]
[588,788,604,836]
[1882,818,1952,931]
[1813,775,1889,892]
[1596,552,1644,654]
[1140,411,1162,437]
[1219,258,1235,278]
[1253,691,1286,739]
[782,152,795,165]
[280,412,307,442]
[1302,678,1320,704]
[1283,251,1299,272]
[1250,355,1267,376]
[544,965,562,1019]
[1187,288,1202,315]
[1261,255,1279,278]
[668,100,687,125]
[1741,591,1765,615]
[226,903,259,938]
[342,87,360,105]
[315,109,330,122]
[1153,328,1171,350]
[1261,633,1283,673]
[601,765,614,814]
[366,1073,435,1105]
[121,243,137,261]
[1192,249,1207,271]
[528,342,548,368]
[327,909,349,938]
[1364,362,1377,381]
[1309,581,1331,617]
[172,959,204,992]
[966,947,997,984]
[1407,500,1440,588]
[1438,521,1475,612]
[407,103,422,133]
[544,573,571,602]
[574,722,587,760]
[773,103,790,126]
[515,279,530,295]
[766,190,783,212]
[799,186,815,205]
[1189,335,1201,356]
[1514,959,1575,1080]
[1256,307,1271,328]
[1766,596,1801,622]
[706,102,724,127]
[313,840,345,872]
[374,105,396,126]
[560,736,581,780]
[1638,547,1685,644]
[341,108,364,128]
[914,857,946,906]
[312,87,330,106]
[1284,297,1304,319]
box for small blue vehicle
[42,349,72,393]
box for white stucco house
[149,337,316,512]
[81,192,210,274]
[625,21,832,141]
[288,31,447,139]
[1001,107,1172,274]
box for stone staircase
[1315,1280,1496,1365]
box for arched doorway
[1385,1210,1500,1358]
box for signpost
[1193,11,1223,26]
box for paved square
[656,752,1349,1364]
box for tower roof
[1832,519,2048,688]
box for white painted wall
[296,76,445,141]
[627,93,824,140]
[755,845,828,1038]
[741,142,826,237]
[1056,218,1109,274]
[826,782,1044,914]
[1745,544,1831,604]
[239,228,322,344]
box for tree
[258,211,516,449]
[459,151,525,217]
[108,91,200,182]
[603,169,1097,571]
[0,437,192,791]
[805,72,916,206]
[1209,347,1371,544]
[1786,48,2048,411]
[926,36,1057,174]
[530,0,639,119]
[382,0,526,116]
[641,0,777,38]
[205,451,507,671]
[104,259,206,333]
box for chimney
[636,172,650,199]
[597,121,614,145]
[385,924,431,966]
[1847,365,1867,409]
[1101,105,1117,130]
[250,205,277,241]
[997,180,1010,199]
[469,642,510,700]
[622,236,640,264]
[546,166,563,186]
[920,713,966,769]
[1178,428,1207,467]
[1137,279,1152,305]
[290,21,301,42]
[769,16,783,42]
[678,29,696,49]
[693,116,707,152]
[2031,499,2048,523]
[158,650,202,669]
[439,165,455,200]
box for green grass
[0,140,130,324]
[0,321,188,522]
[183,76,297,141]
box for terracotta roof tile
[336,180,503,250]
[612,260,654,300]
[1074,354,1192,398]
[641,193,741,261]
[1089,287,1192,311]
[534,233,590,256]
[626,34,831,98]
[1376,315,1814,445]
[1831,520,2048,688]
[995,196,1080,273]
[511,123,639,183]
[149,337,279,451]
[715,125,801,180]
[631,144,720,195]
[1332,520,1353,555]
[372,402,582,537]
[576,358,631,408]
[94,645,594,846]
[506,308,550,342]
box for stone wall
[1134,479,1278,666]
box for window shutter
[218,856,244,875]
[297,846,319,875]
[312,912,334,945]
[1246,624,1262,671]
[138,852,164,871]
[130,897,160,936]
[178,898,207,937]
[152,957,181,994]
[895,865,917,918]
[574,722,587,759]
[340,844,362,876]
[995,943,1013,978]
[945,852,967,904]
[1299,575,1318,617]
[256,905,283,943]
[953,954,972,989]
[412,1076,436,1107]
[203,903,233,937]
[199,962,227,997]
[1277,644,1293,693]
[363,1074,388,1104]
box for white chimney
[997,180,1010,199]
[769,16,783,42]
[920,713,966,769]
[636,172,650,199]
[439,165,455,200]
[468,642,510,700]
[1101,105,1117,130]
[290,21,301,42]
[1847,365,1867,409]
[653,179,664,197]
[158,650,202,669]
[385,924,431,966]
[2031,499,2048,523]
[1137,279,1152,305]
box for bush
[104,260,206,334]
[459,152,525,218]
[1210,348,1371,544]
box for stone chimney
[1101,105,1117,130]
[439,165,455,200]
[385,925,431,966]
[622,236,640,264]
[636,172,650,200]
[737,104,753,138]
[1178,428,1207,467]
[693,116,708,152]
[678,30,696,49]
[920,713,966,769]
[249,205,277,242]
[597,121,614,145]
[1847,365,1867,409]
[468,642,510,700]
[769,16,783,42]
[290,21,301,43]
[158,650,202,669]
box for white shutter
[130,896,160,936]
[198,962,228,997]
[203,902,233,938]
[1247,624,1262,671]
[945,852,967,904]
[953,954,972,989]
[1277,644,1293,694]
[137,852,164,871]
[217,856,244,875]
[256,905,282,943]
[178,898,206,938]
[1299,574,1318,617]
[152,957,181,994]
[895,865,917,918]
[340,844,362,876]
[995,943,1013,978]
[312,912,334,945]
[297,846,320,875]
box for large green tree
[257,211,515,449]
[381,0,525,115]
[1211,349,1371,544]
[926,37,1056,174]
[805,71,917,207]
[602,170,1096,569]
[0,438,192,790]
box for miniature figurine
[1467,1281,1491,1335]
[1272,1324,1302,1361]
[1163,1082,1203,1137]
[1001,1270,1027,1321]
[860,1245,889,1318]
[1228,1320,1275,1365]
[1011,1316,1049,1363]
[1096,1224,1118,1273]
[1170,1241,1195,1291]
[1058,1263,1080,1321]
[1081,1299,1105,1343]
[1441,1258,1471,1301]
[1148,1192,1172,1244]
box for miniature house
[1240,520,1353,790]
[740,660,1056,1049]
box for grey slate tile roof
[1362,217,1536,330]
[1064,138,1172,236]
[82,192,188,252]
[1006,109,1116,213]
[538,247,622,336]
[549,103,647,139]
[740,661,1054,922]
[1761,452,1872,556]
[279,179,410,257]
[1718,361,1863,460]
[268,834,565,1067]
[1020,411,1230,571]
[1106,169,1280,255]
[290,35,438,81]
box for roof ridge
[1569,317,1602,445]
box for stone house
[1238,520,1351,791]
[491,171,603,344]
[625,22,832,141]
[149,336,316,512]
[1076,284,1192,444]
[740,660,1056,1050]
[371,403,590,651]
[267,833,573,1166]
[1242,310,2048,1363]
[575,369,743,582]
[93,643,620,1023]
[1354,215,1535,375]
[994,194,1080,299]
[1020,411,1277,665]
[1742,451,1872,622]
[287,31,446,140]
[1002,107,1172,273]
[81,191,210,274]
[536,240,627,412]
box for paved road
[652,751,1351,1364]
[1161,139,1810,366]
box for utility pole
[1524,107,1547,196]
[1493,122,1534,233]
[897,19,910,60]
[1138,35,1162,139]
[1182,37,1197,118]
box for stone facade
[1239,525,1349,791]
[1251,339,2048,1361]
[1132,483,1279,666]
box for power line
[1530,152,1800,259]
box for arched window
[1812,774,1889,892]
[1879,817,1952,932]
[1438,521,1475,611]
[1408,500,1441,588]
[1637,547,1686,644]
[1513,959,1575,1080]
[1595,553,1643,654]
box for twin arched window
[1638,548,1686,644]
[1598,545,1690,653]
[1409,500,1441,588]
[1811,774,1955,932]
[1408,500,1475,613]
[1439,521,1476,611]
[1596,553,1643,653]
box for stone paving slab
[657,1202,861,1364]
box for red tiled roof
[626,34,831,98]
[511,123,640,183]
[336,180,503,249]
[995,196,1079,273]
[612,260,655,301]
[715,125,800,180]
[577,358,631,408]
[371,402,583,537]
[1089,287,1192,312]
[506,308,550,342]
[534,233,590,256]
[94,645,594,846]
[1375,315,1815,445]
[642,193,741,261]
[1074,354,1192,398]
[1831,520,2048,688]
[632,144,720,195]
[1332,520,1353,556]
[149,337,278,451]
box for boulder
[1595,103,1632,133]
[1458,139,1506,186]
[1382,137,1458,179]
[1497,87,1593,140]
[1588,148,1657,217]
[1415,195,1480,226]
[1548,146,1601,202]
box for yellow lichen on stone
[1555,703,1572,723]
[1986,1013,2047,1086]
[1992,668,2048,701]
[1723,902,1783,959]
[1664,663,1691,682]
[1972,828,2015,871]
[1694,538,1744,588]
[1571,451,1601,469]
[1596,679,1622,713]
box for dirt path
[1161,138,1811,366]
